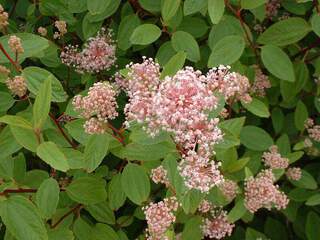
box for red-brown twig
[0,188,37,196]
[0,43,21,72]
[51,204,82,229]
[49,113,77,149]
[314,0,320,15]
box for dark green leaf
[171,31,200,62]
[240,126,273,151]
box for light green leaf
[162,0,181,23]
[92,224,119,240]
[311,14,320,37]
[87,0,121,22]
[241,98,270,118]
[294,100,308,131]
[121,163,150,205]
[181,216,202,240]
[160,51,187,79]
[171,31,200,62]
[10,126,38,152]
[82,13,103,39]
[0,115,33,129]
[130,24,161,45]
[228,198,247,222]
[22,67,68,102]
[306,194,320,206]
[33,77,52,130]
[36,142,69,172]
[87,0,109,15]
[208,0,225,24]
[257,17,311,46]
[117,14,140,50]
[183,0,206,16]
[35,178,59,219]
[66,177,107,205]
[108,174,126,210]
[86,202,115,225]
[84,134,111,172]
[240,126,273,151]
[0,196,48,240]
[208,35,245,67]
[261,45,295,82]
[0,92,14,112]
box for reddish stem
[49,113,77,149]
[0,44,21,72]
[51,204,82,229]
[0,188,37,196]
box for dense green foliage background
[0,0,320,239]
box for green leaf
[33,77,52,130]
[22,67,67,102]
[311,14,320,37]
[219,117,245,137]
[35,178,59,219]
[271,107,284,134]
[162,0,181,23]
[160,51,187,79]
[226,157,250,173]
[0,115,33,129]
[48,228,74,240]
[121,163,150,205]
[257,17,311,46]
[139,0,162,12]
[183,0,206,16]
[306,194,320,206]
[87,0,121,22]
[264,217,288,240]
[108,174,126,210]
[0,33,49,64]
[180,190,204,214]
[181,216,202,240]
[0,92,14,112]
[241,0,266,9]
[92,224,119,240]
[208,0,225,24]
[294,100,308,131]
[117,14,140,50]
[36,142,69,172]
[130,24,161,45]
[86,202,115,225]
[84,134,111,172]
[73,217,93,240]
[289,170,317,190]
[240,126,273,151]
[82,13,103,39]
[177,16,209,38]
[87,0,109,15]
[246,228,268,240]
[0,196,48,240]
[171,31,200,62]
[261,45,295,82]
[10,126,38,152]
[306,212,320,240]
[228,198,247,222]
[208,35,245,67]
[241,98,270,118]
[66,177,107,205]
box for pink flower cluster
[251,66,271,97]
[61,28,116,73]
[201,211,235,239]
[266,0,281,18]
[198,199,213,213]
[151,165,170,187]
[286,167,302,181]
[143,197,179,240]
[206,65,252,103]
[244,169,289,213]
[72,81,118,134]
[218,179,238,201]
[262,145,289,169]
[119,58,253,192]
[305,118,320,142]
[6,76,27,97]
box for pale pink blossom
[37,27,47,37]
[286,167,302,181]
[53,20,67,39]
[61,28,116,73]
[151,165,170,186]
[6,76,27,97]
[0,65,10,76]
[198,199,213,213]
[8,35,24,54]
[143,197,179,240]
[305,118,320,142]
[266,0,281,18]
[206,65,252,103]
[72,81,118,134]
[244,169,289,213]
[251,66,271,97]
[262,145,289,169]
[0,4,8,30]
[218,179,238,201]
[201,211,235,239]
